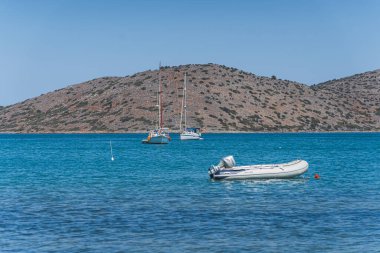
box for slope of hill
[0,64,379,132]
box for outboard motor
[208,165,221,178]
[221,156,236,168]
[209,155,236,178]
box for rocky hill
[0,64,379,133]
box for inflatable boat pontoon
[209,156,308,180]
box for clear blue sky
[1,0,379,106]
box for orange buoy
[314,173,320,180]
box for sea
[0,133,379,252]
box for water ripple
[0,133,379,252]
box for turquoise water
[0,133,379,252]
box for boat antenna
[110,140,114,161]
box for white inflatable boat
[208,156,308,180]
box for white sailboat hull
[209,159,308,180]
[180,132,203,140]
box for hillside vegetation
[0,64,379,132]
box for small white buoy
[110,140,115,161]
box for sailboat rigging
[142,65,171,144]
[179,72,203,140]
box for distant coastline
[1,130,379,134]
[1,64,379,133]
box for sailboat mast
[156,92,159,129]
[159,65,163,129]
[184,72,187,130]
[179,73,185,131]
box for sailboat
[179,73,203,140]
[142,66,171,144]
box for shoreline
[1,130,379,134]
